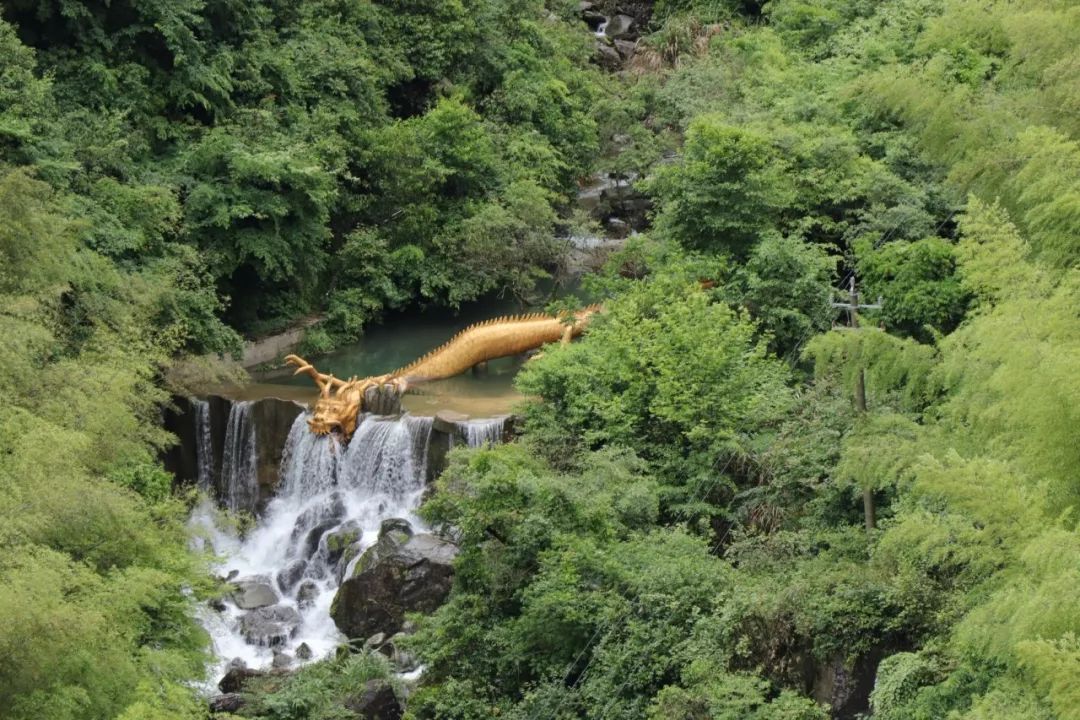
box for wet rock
[426,415,459,483]
[614,38,637,60]
[325,521,364,565]
[380,518,413,543]
[208,597,227,613]
[239,605,302,647]
[218,665,265,693]
[209,693,246,714]
[432,410,468,436]
[812,651,880,719]
[291,494,347,555]
[579,171,652,228]
[305,520,342,559]
[331,529,458,640]
[161,395,200,487]
[606,217,632,239]
[251,398,305,513]
[582,10,606,30]
[230,577,278,610]
[595,41,622,70]
[272,651,293,669]
[276,559,308,594]
[363,384,402,416]
[343,679,403,720]
[336,542,365,584]
[604,14,636,39]
[296,642,314,660]
[297,580,319,609]
[364,632,387,651]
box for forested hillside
[1,0,1079,719]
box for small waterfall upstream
[220,400,258,513]
[193,398,214,491]
[190,411,436,679]
[460,417,507,448]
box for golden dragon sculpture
[284,305,600,439]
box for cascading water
[220,400,258,513]
[193,398,214,492]
[190,411,434,681]
[462,417,507,448]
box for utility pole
[831,277,883,532]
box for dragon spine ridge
[388,306,599,379]
[285,304,601,439]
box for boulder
[614,38,637,60]
[380,518,414,543]
[230,577,278,610]
[336,542,365,584]
[290,494,346,556]
[343,679,403,720]
[272,651,293,669]
[364,632,388,652]
[218,665,265,693]
[297,580,319,609]
[594,41,622,70]
[239,605,302,647]
[604,13,636,39]
[325,521,364,566]
[331,525,458,640]
[305,519,343,559]
[276,559,307,594]
[296,642,314,660]
[209,694,246,714]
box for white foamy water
[192,398,215,491]
[190,412,434,685]
[458,417,508,448]
[219,400,257,513]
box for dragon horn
[285,354,345,389]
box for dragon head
[284,355,404,441]
[306,385,363,438]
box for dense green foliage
[4,0,1080,718]
[0,169,209,718]
[227,653,397,720]
[1,0,604,349]
[402,1,1080,719]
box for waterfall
[193,398,215,492]
[449,416,508,449]
[220,401,258,514]
[463,417,507,448]
[340,415,433,501]
[193,411,435,678]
